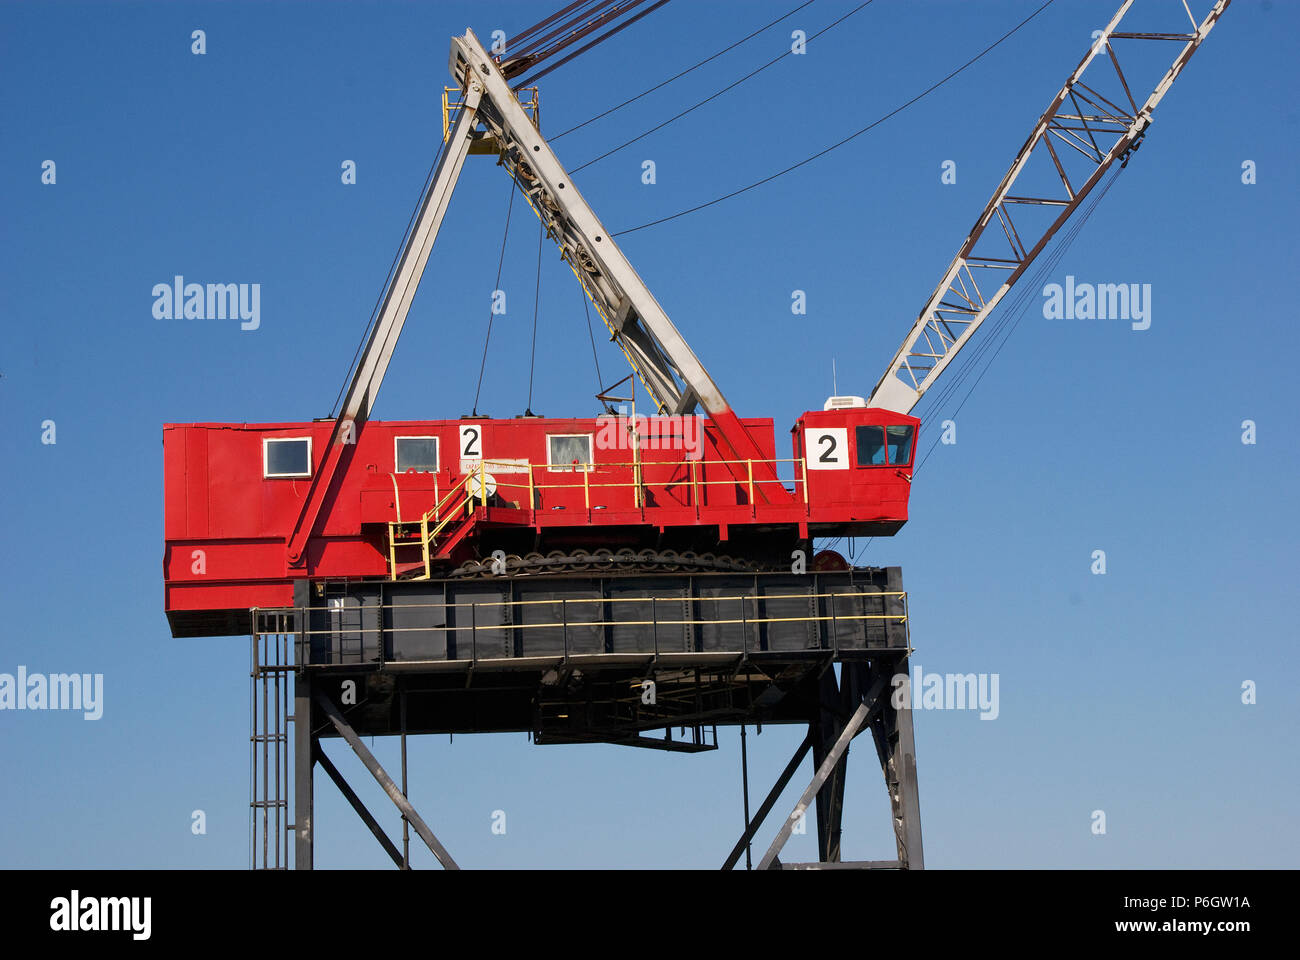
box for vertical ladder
[251,611,292,869]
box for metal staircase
[387,468,484,580]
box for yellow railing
[442,85,539,143]
[387,455,812,580]
[479,456,810,519]
[290,590,909,641]
[387,466,485,581]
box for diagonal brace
[314,743,404,869]
[758,697,874,870]
[721,731,812,871]
[315,690,459,870]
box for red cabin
[163,404,918,636]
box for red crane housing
[164,407,917,636]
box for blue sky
[1,0,1296,868]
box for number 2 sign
[805,427,848,470]
[459,424,482,460]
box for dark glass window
[886,425,915,465]
[264,438,311,478]
[396,437,439,473]
[855,426,887,465]
[855,425,914,466]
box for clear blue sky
[1,0,1296,868]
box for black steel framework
[255,567,923,869]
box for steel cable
[610,0,1056,237]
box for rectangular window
[547,434,593,472]
[263,437,312,478]
[886,425,915,465]
[855,426,887,466]
[395,436,439,473]
[855,425,914,466]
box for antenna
[832,358,838,396]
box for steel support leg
[293,658,313,869]
[891,655,925,869]
[292,585,315,871]
[812,667,854,863]
[866,655,925,869]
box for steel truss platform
[251,567,923,869]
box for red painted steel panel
[163,411,916,634]
[185,426,207,538]
[162,426,188,540]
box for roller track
[441,548,769,580]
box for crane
[164,0,1230,636]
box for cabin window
[263,437,312,478]
[855,426,887,465]
[855,425,914,466]
[886,425,915,465]
[547,434,592,472]
[395,436,439,473]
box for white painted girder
[866,0,1229,415]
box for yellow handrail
[483,459,804,497]
[389,473,404,524]
[390,471,479,578]
[389,450,818,580]
[444,85,539,143]
[423,471,476,526]
[283,588,909,637]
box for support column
[293,655,313,863]
[866,654,924,870]
[812,664,862,863]
[293,582,314,869]
[891,654,925,869]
